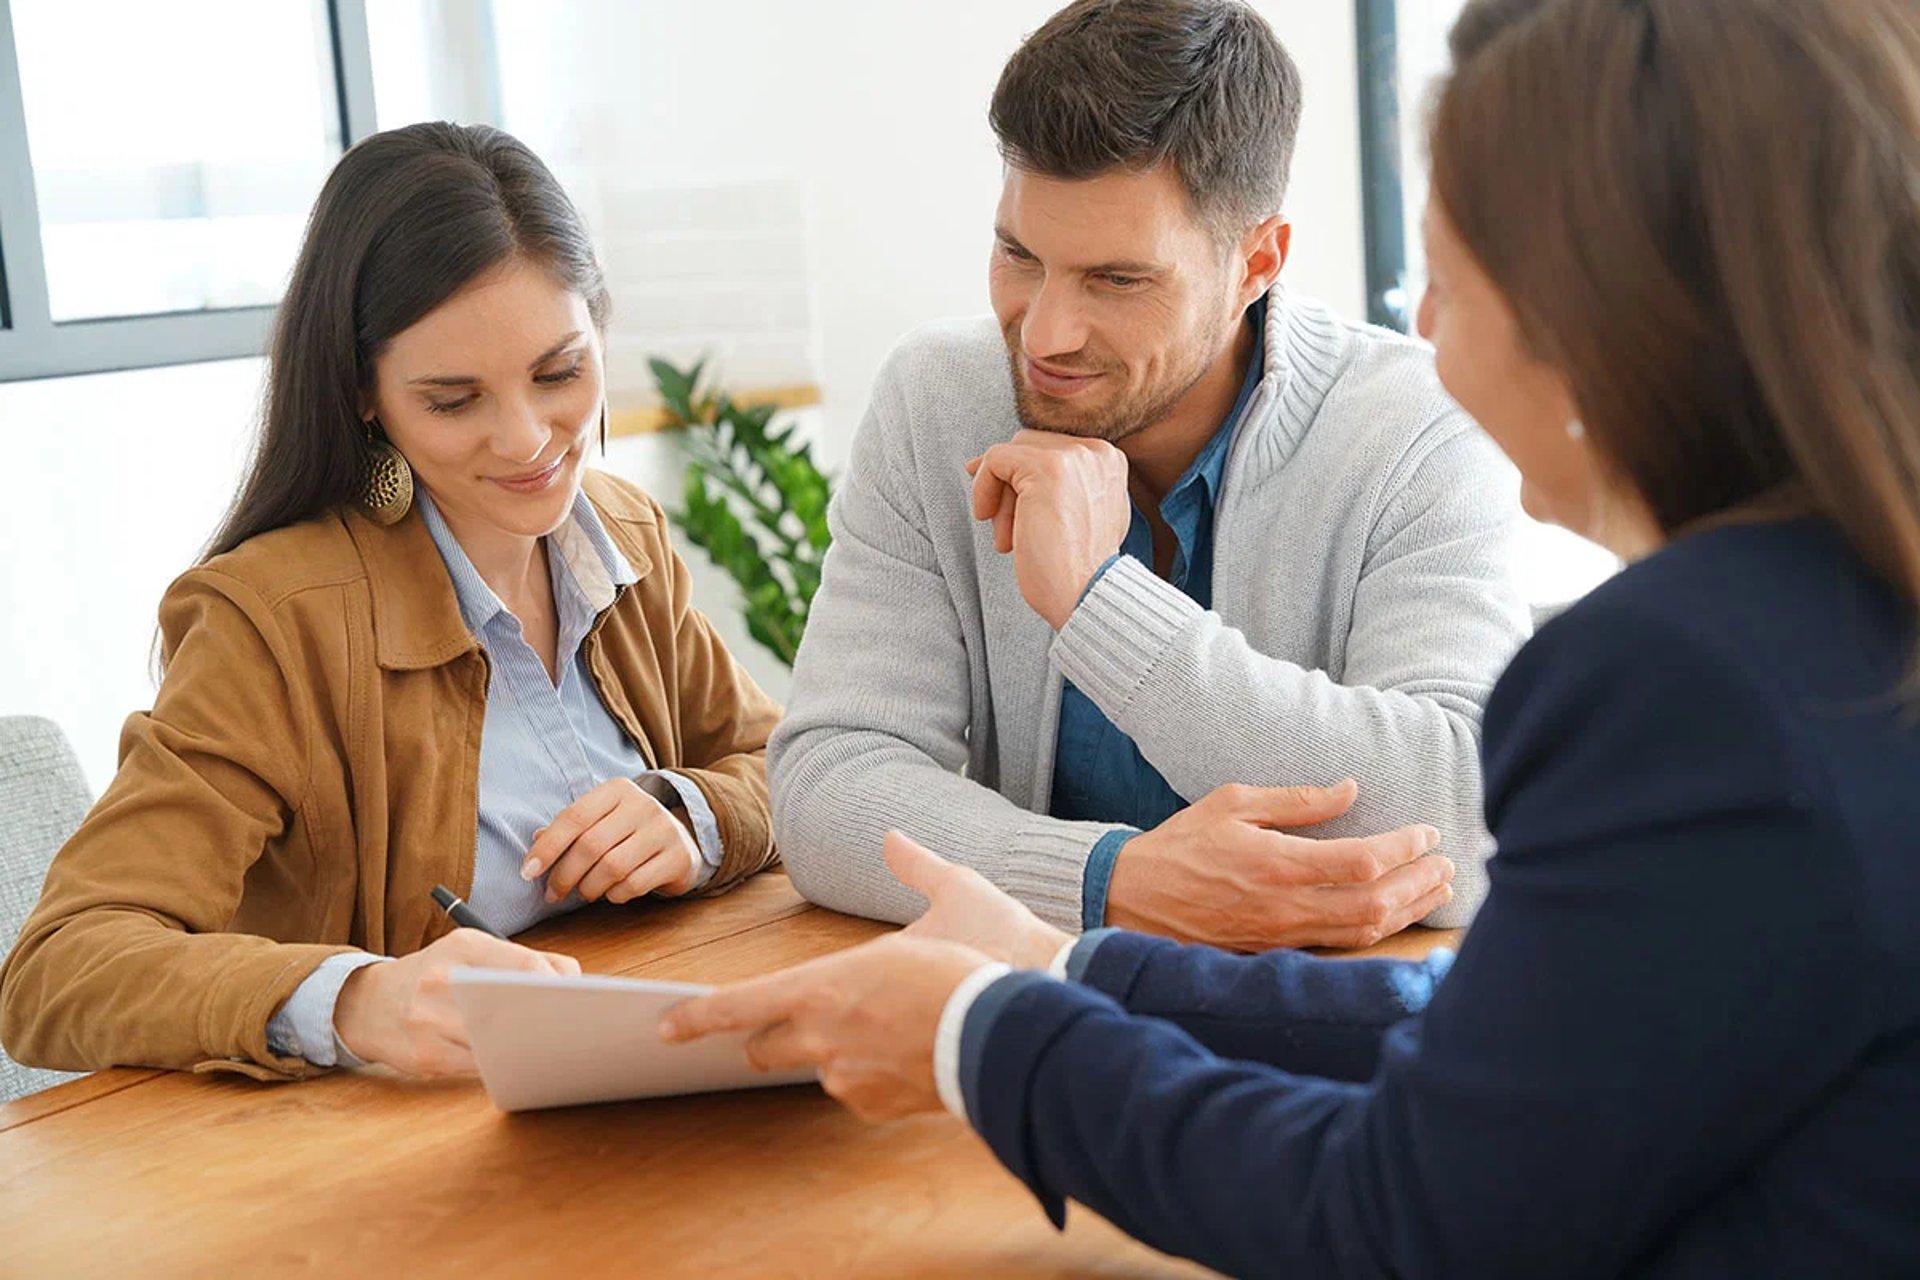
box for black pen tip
[430,884,458,910]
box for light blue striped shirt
[266,489,724,1067]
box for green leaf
[649,359,696,422]
[643,354,839,667]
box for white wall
[0,3,1396,790]
[0,359,266,791]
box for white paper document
[449,966,817,1112]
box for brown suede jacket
[0,470,779,1081]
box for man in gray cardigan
[771,0,1528,947]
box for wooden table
[0,874,1460,1278]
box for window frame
[0,0,378,382]
[1355,0,1411,333]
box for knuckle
[1279,784,1317,809]
[1363,893,1396,929]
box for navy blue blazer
[962,518,1920,1278]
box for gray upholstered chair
[0,716,91,1102]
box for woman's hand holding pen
[334,929,580,1077]
[520,778,703,905]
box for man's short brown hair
[989,0,1304,236]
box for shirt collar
[416,487,639,636]
[1165,292,1268,514]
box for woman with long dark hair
[661,0,1920,1273]
[1,124,780,1080]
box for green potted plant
[649,357,834,667]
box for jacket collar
[344,469,657,671]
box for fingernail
[519,859,539,881]
[1423,826,1442,850]
[658,1018,681,1041]
[545,888,560,903]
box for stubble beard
[1001,313,1230,445]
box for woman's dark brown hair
[1431,0,1920,614]
[204,122,610,559]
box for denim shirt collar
[1161,292,1268,523]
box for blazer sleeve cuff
[934,962,1014,1120]
[1063,928,1124,984]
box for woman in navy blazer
[663,0,1920,1274]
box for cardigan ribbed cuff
[1052,555,1206,723]
[991,814,1135,933]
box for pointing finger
[658,966,819,1043]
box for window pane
[11,0,343,323]
[367,0,503,130]
[1392,0,1470,315]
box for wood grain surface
[0,873,1460,1279]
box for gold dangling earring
[360,418,414,526]
[599,402,609,456]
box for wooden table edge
[0,1068,168,1134]
[0,902,1463,1133]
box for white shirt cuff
[1047,937,1078,981]
[266,952,390,1068]
[638,769,723,889]
[934,962,1012,1121]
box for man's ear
[1237,215,1291,306]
